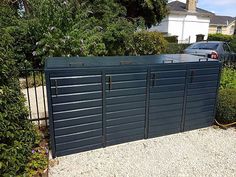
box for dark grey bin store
[45,54,221,157]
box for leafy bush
[216,89,236,124]
[0,30,47,176]
[131,31,168,55]
[165,43,190,54]
[220,67,236,89]
[229,35,236,52]
[164,36,178,43]
[208,33,233,42]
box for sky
[198,0,236,17]
[168,0,236,17]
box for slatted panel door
[48,69,103,156]
[105,66,147,146]
[148,64,187,138]
[184,62,221,131]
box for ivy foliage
[0,29,39,176]
[0,0,168,68]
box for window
[216,26,222,33]
[223,43,231,53]
[189,43,219,50]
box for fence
[19,54,236,128]
[219,53,236,68]
[20,67,48,128]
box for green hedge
[208,34,236,52]
[165,43,190,54]
[131,31,168,55]
[229,36,236,53]
[164,36,178,43]
[216,89,236,124]
[208,33,233,42]
[220,67,236,89]
[0,30,39,176]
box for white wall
[150,17,169,32]
[168,14,210,43]
[151,14,210,43]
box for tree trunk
[21,0,30,14]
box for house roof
[168,1,213,16]
[210,15,235,25]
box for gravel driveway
[49,127,236,177]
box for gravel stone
[49,127,236,177]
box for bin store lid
[45,54,217,69]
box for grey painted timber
[45,54,221,157]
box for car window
[188,43,219,50]
[223,43,231,52]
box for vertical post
[24,66,32,120]
[180,64,189,132]
[41,70,48,127]
[213,63,222,123]
[33,71,40,127]
[45,71,56,158]
[144,68,151,139]
[102,71,106,147]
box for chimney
[186,0,196,12]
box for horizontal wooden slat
[53,107,102,120]
[106,115,144,126]
[187,87,217,96]
[54,114,102,128]
[151,64,186,71]
[106,127,144,140]
[56,136,103,151]
[188,81,218,89]
[149,103,183,113]
[53,99,102,112]
[55,129,102,144]
[106,80,146,90]
[55,121,102,136]
[150,97,183,107]
[151,70,186,78]
[56,143,103,157]
[105,73,146,82]
[149,110,183,120]
[188,68,219,76]
[106,87,146,97]
[149,126,180,138]
[106,108,145,120]
[106,94,146,105]
[154,77,185,86]
[51,84,101,95]
[187,93,216,102]
[106,134,144,146]
[149,117,182,127]
[186,99,215,109]
[188,74,219,83]
[106,121,145,134]
[50,75,101,86]
[150,84,185,93]
[52,91,102,104]
[149,123,181,135]
[186,105,214,115]
[150,91,184,99]
[185,111,214,121]
[106,101,145,112]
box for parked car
[184,41,232,60]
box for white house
[150,0,214,43]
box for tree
[116,0,168,27]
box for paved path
[49,127,236,177]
